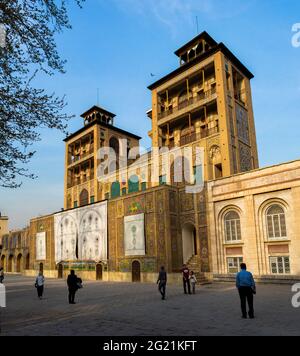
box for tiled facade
[1,32,300,283]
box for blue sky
[1,0,300,229]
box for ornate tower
[148,31,259,182]
[64,105,141,210]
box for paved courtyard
[0,275,299,336]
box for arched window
[128,175,139,193]
[79,189,89,207]
[111,181,121,199]
[224,211,241,242]
[266,205,287,239]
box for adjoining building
[1,32,300,283]
[0,213,9,244]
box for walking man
[181,264,191,295]
[67,270,79,304]
[236,263,256,319]
[157,266,167,300]
[35,271,45,299]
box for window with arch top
[128,175,139,193]
[266,204,287,239]
[224,210,241,242]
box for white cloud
[111,0,255,36]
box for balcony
[67,173,95,189]
[179,127,219,147]
[68,146,94,165]
[158,87,217,121]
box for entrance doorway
[8,255,13,272]
[25,254,30,270]
[16,254,23,273]
[39,263,44,273]
[182,223,197,264]
[132,261,141,282]
[1,255,5,271]
[58,263,63,279]
[96,264,103,281]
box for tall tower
[64,105,141,210]
[148,31,259,181]
[0,213,8,245]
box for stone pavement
[0,275,299,336]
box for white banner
[54,201,107,263]
[124,213,145,256]
[36,232,46,261]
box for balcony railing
[179,126,219,147]
[158,87,217,120]
[68,146,94,165]
[67,173,95,188]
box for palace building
[1,32,300,283]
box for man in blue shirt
[236,263,256,319]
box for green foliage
[0,0,84,188]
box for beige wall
[0,216,8,244]
[207,160,300,278]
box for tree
[0,0,84,188]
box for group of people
[2,262,255,318]
[157,262,256,319]
[34,269,82,304]
[157,264,197,300]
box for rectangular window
[74,201,78,208]
[90,196,95,204]
[122,187,127,196]
[214,164,223,179]
[270,256,290,274]
[227,257,243,274]
[159,175,166,186]
[141,182,147,191]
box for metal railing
[158,87,217,120]
[179,126,219,146]
[68,146,94,165]
[67,173,95,188]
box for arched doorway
[1,255,6,271]
[25,254,30,270]
[16,254,23,273]
[58,263,63,279]
[132,261,141,282]
[39,263,44,273]
[8,255,13,272]
[79,189,89,207]
[96,264,103,281]
[182,224,197,264]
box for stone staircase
[186,255,211,285]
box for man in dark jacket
[181,264,191,294]
[236,263,256,319]
[157,266,167,300]
[67,270,79,304]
